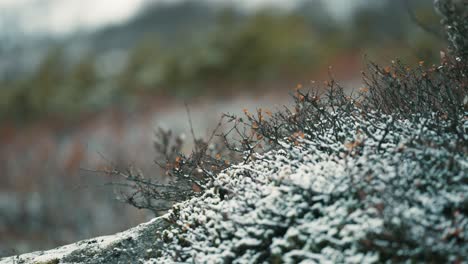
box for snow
[0,217,162,264]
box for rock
[0,217,169,264]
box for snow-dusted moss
[149,106,467,263]
[148,53,467,262]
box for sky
[0,0,361,35]
[0,0,149,34]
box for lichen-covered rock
[0,218,170,264]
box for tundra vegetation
[104,0,467,262]
[1,0,466,263]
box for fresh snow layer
[152,111,467,263]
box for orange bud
[359,87,369,93]
[192,183,202,193]
[298,131,305,139]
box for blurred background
[0,0,445,257]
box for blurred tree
[27,47,67,116]
[207,10,317,82]
[72,54,97,93]
[295,0,340,35]
[52,54,99,115]
[119,37,165,93]
[351,1,407,46]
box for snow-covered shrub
[115,1,467,262]
[145,70,466,262]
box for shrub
[145,59,466,261]
[111,0,467,262]
[109,45,467,261]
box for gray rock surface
[0,217,169,264]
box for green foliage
[114,10,326,97]
[0,48,103,120]
[29,47,66,114]
[209,11,315,80]
[118,37,166,93]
